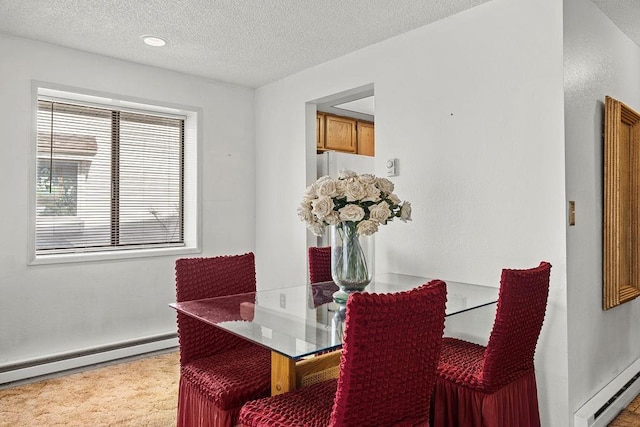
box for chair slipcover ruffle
[178,377,237,427]
[176,336,271,427]
[432,370,540,427]
[181,346,272,410]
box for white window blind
[36,99,184,255]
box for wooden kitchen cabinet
[317,113,374,156]
[357,121,374,157]
[324,114,357,153]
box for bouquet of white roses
[298,169,412,236]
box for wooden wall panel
[603,96,640,309]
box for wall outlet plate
[279,293,286,308]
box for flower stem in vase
[331,222,371,304]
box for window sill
[29,245,201,265]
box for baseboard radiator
[574,357,640,427]
[0,332,178,386]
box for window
[33,88,196,260]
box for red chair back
[481,261,551,390]
[308,246,332,283]
[330,280,447,426]
[175,252,257,365]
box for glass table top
[169,273,498,360]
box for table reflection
[170,273,499,360]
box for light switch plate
[569,201,575,226]
[386,158,398,176]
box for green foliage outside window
[36,160,78,216]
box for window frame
[29,82,201,265]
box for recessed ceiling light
[142,36,167,47]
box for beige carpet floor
[609,393,640,426]
[0,350,179,427]
[1,349,637,426]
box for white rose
[357,220,379,236]
[362,183,381,202]
[297,204,314,223]
[400,201,412,222]
[335,180,347,198]
[376,177,394,195]
[339,204,365,222]
[344,181,367,201]
[316,178,338,198]
[299,198,312,209]
[386,193,401,206]
[338,169,358,180]
[358,174,376,184]
[324,211,341,226]
[311,196,334,219]
[308,221,326,236]
[369,201,392,223]
[304,183,318,198]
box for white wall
[255,0,568,425]
[0,34,256,367]
[564,0,640,418]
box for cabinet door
[357,121,375,156]
[317,113,325,150]
[325,115,357,153]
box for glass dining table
[169,272,498,395]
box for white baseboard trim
[0,332,178,386]
[574,356,640,427]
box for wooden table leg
[270,350,343,396]
[271,352,296,396]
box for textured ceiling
[591,0,640,47]
[0,0,493,88]
[0,1,638,88]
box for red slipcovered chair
[308,246,332,283]
[308,246,337,307]
[175,253,271,427]
[431,261,552,427]
[239,280,448,427]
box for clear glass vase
[330,222,373,305]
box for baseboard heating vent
[594,370,640,419]
[0,332,178,386]
[574,357,640,427]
